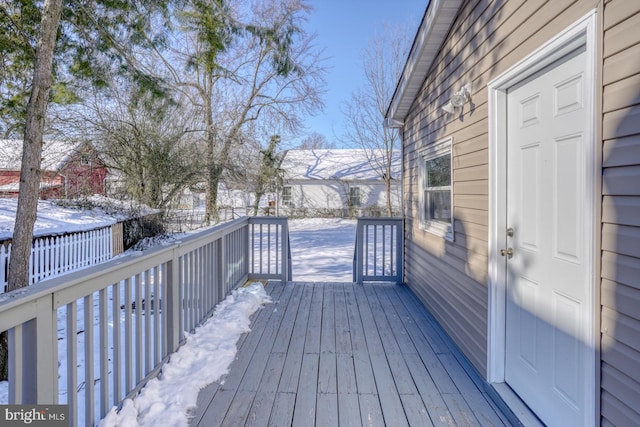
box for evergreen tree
[0,0,174,380]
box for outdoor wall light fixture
[442,84,471,114]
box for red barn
[0,140,108,199]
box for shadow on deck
[189,281,512,426]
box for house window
[349,187,361,207]
[420,137,453,240]
[281,186,293,207]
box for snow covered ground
[99,283,271,427]
[0,216,357,426]
[0,197,122,240]
[288,218,356,282]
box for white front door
[504,46,590,427]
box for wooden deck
[189,281,513,426]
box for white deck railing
[0,216,290,427]
[353,218,403,285]
[248,217,291,281]
[1,226,114,292]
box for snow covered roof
[0,139,84,171]
[281,149,401,181]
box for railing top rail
[357,217,404,225]
[248,216,289,225]
[0,217,252,324]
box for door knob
[500,248,513,259]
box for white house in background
[277,148,401,217]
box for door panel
[504,47,588,427]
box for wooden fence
[1,226,114,292]
[0,216,290,427]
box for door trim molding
[487,10,597,426]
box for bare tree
[251,134,284,215]
[84,90,203,210]
[298,131,334,149]
[165,0,325,223]
[342,24,410,216]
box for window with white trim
[349,186,361,207]
[420,137,454,240]
[281,186,293,207]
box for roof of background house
[281,148,401,181]
[0,139,85,171]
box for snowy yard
[288,218,356,282]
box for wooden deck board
[271,284,304,353]
[268,392,295,426]
[337,393,361,426]
[392,284,450,354]
[400,394,435,427]
[316,393,339,426]
[191,282,510,426]
[403,352,456,426]
[318,351,337,394]
[320,284,336,353]
[336,353,357,395]
[303,284,323,354]
[245,391,274,427]
[292,353,319,426]
[359,394,385,427]
[334,283,353,354]
[221,390,255,426]
[343,283,368,354]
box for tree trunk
[205,136,233,225]
[203,75,219,225]
[2,0,63,381]
[8,0,62,290]
[385,175,393,217]
[205,163,222,224]
[252,190,264,216]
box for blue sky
[302,0,427,146]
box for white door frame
[486,10,597,425]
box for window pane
[282,187,292,206]
[425,189,451,223]
[426,154,451,187]
[349,187,361,206]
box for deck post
[355,221,364,284]
[36,295,57,403]
[14,294,57,404]
[219,232,228,296]
[8,326,23,404]
[281,220,291,281]
[396,219,404,284]
[166,248,181,352]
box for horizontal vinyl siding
[403,239,487,372]
[402,0,599,378]
[600,1,640,425]
[402,0,602,377]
